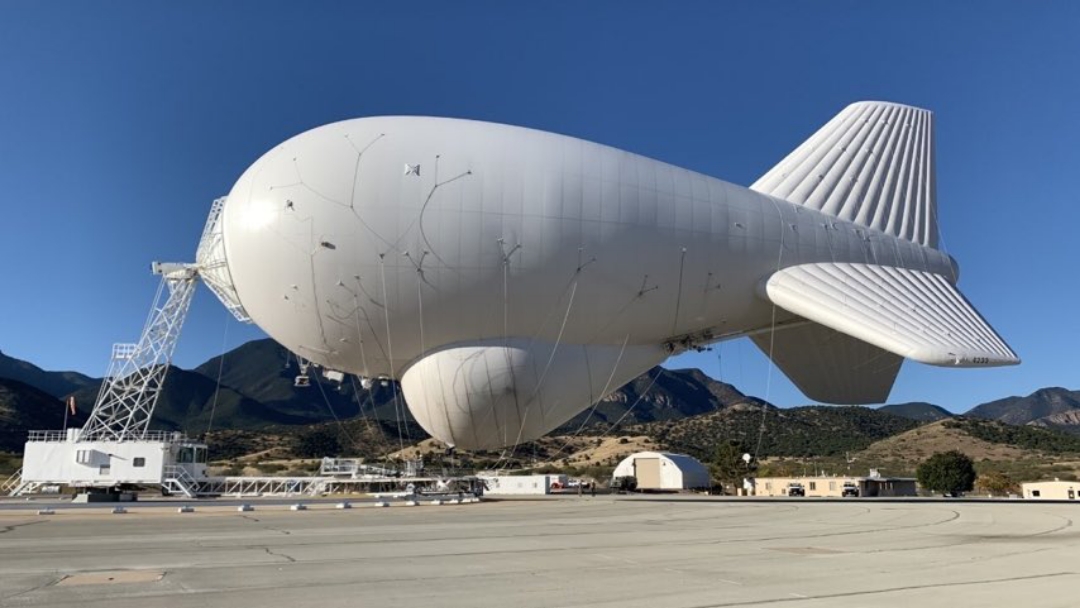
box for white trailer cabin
[478,474,566,495]
[15,429,208,496]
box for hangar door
[634,458,662,489]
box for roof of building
[1021,480,1079,487]
[755,475,916,482]
[617,451,707,469]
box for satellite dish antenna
[742,453,752,464]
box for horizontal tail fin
[751,101,938,248]
[760,262,1019,367]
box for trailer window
[133,457,146,468]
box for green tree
[916,450,976,496]
[713,440,755,489]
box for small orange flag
[67,396,76,416]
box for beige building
[754,474,917,498]
[1022,480,1079,500]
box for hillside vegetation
[620,405,920,462]
[943,418,1080,453]
[4,338,1080,486]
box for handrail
[26,430,192,443]
[1,468,22,493]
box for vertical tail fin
[751,101,938,248]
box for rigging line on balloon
[410,248,456,452]
[378,254,406,454]
[489,247,519,471]
[343,132,389,246]
[403,248,438,290]
[204,310,231,436]
[490,250,589,471]
[345,373,384,453]
[344,132,386,209]
[413,167,473,268]
[499,238,522,448]
[583,336,595,411]
[312,370,360,453]
[599,367,662,437]
[574,274,656,348]
[288,158,397,253]
[520,262,590,354]
[754,198,788,462]
[498,273,582,470]
[304,230,335,355]
[509,250,596,379]
[461,239,522,462]
[346,374,380,452]
[350,300,389,455]
[523,250,596,407]
[549,332,631,463]
[671,247,688,336]
[353,279,391,363]
[494,249,648,468]
[592,246,691,442]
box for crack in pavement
[262,546,297,563]
[0,520,47,536]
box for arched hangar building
[612,451,711,491]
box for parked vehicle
[842,482,860,497]
[787,483,805,497]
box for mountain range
[878,402,954,422]
[1,340,1078,455]
[0,350,95,400]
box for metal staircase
[305,478,329,497]
[162,465,200,498]
[1,468,37,497]
[1,468,21,494]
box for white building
[612,451,710,491]
[14,429,209,497]
[477,473,567,495]
[1022,480,1079,500]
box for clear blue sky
[1,1,1076,412]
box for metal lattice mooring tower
[76,197,251,443]
[76,264,199,442]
